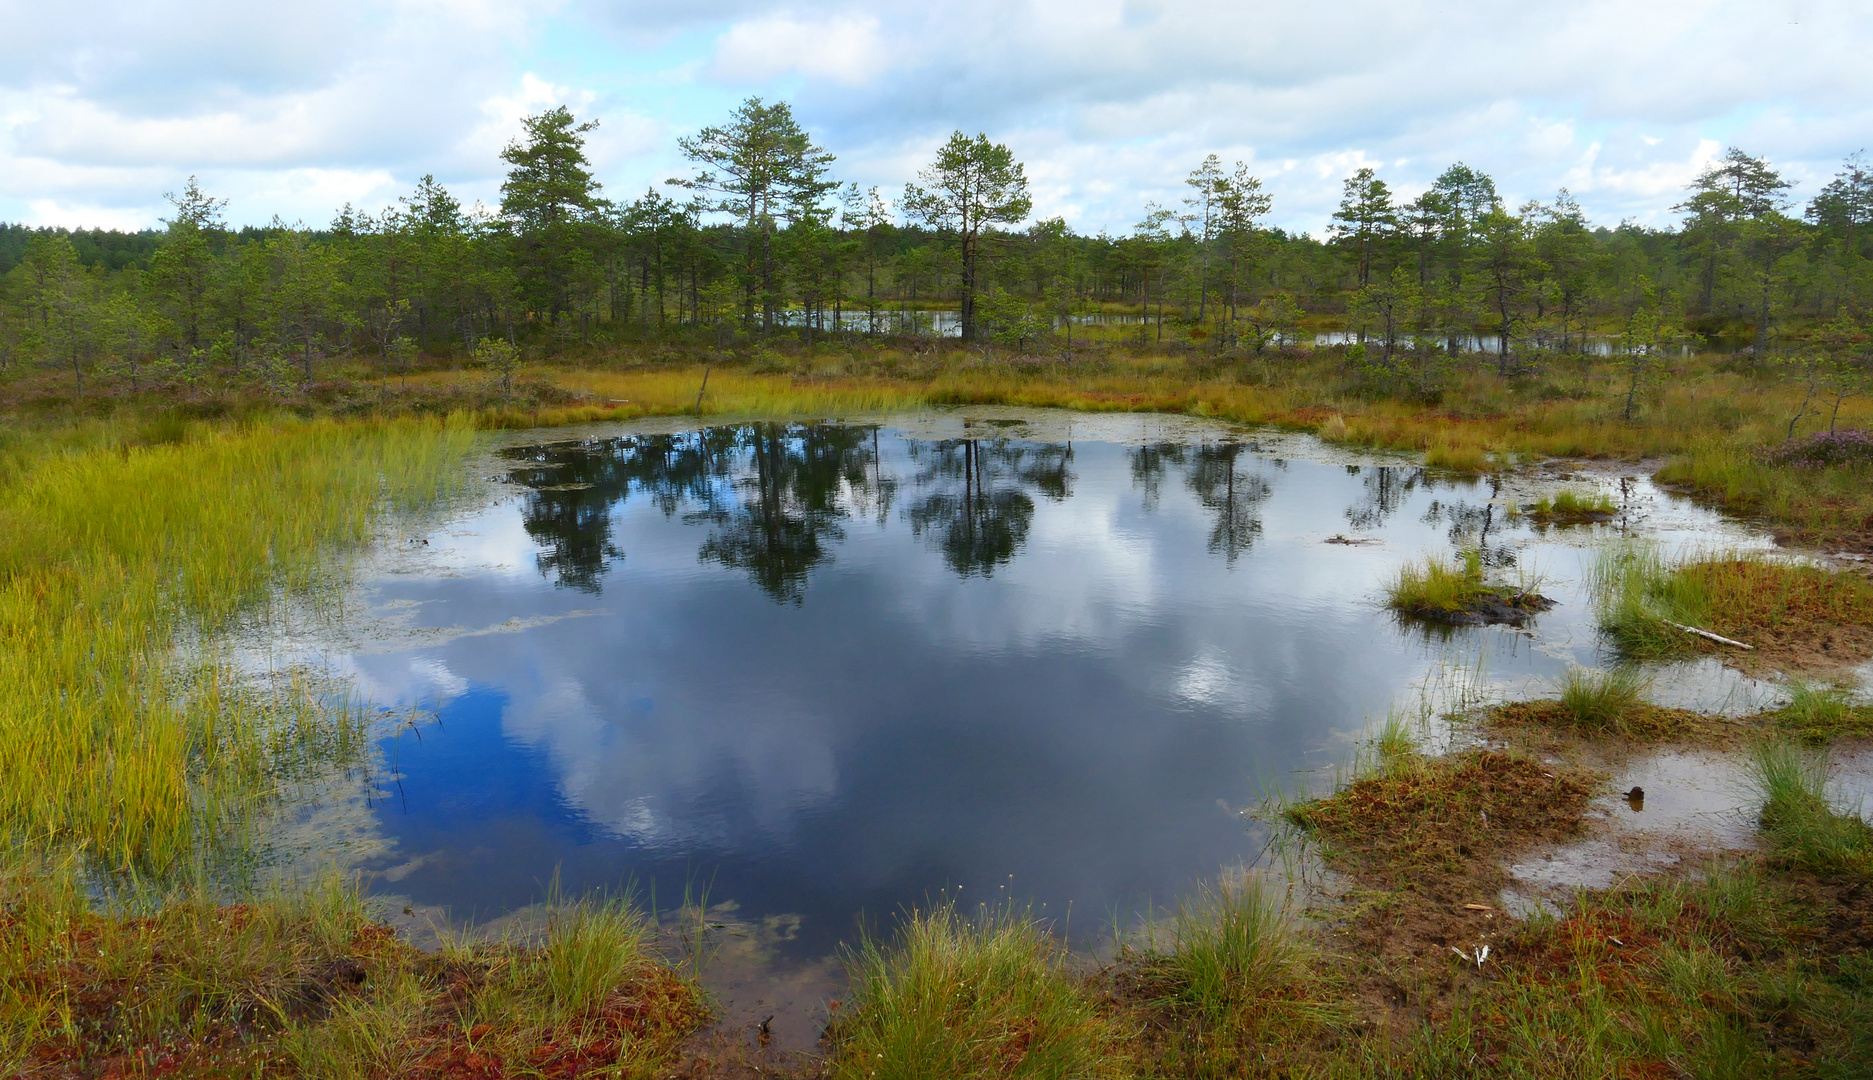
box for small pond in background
[262,410,1777,980]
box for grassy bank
[3,342,1872,1075]
[0,863,706,1078]
[0,415,475,874]
[6,336,1872,543]
[1593,545,1873,670]
[806,726,1873,1078]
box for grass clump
[1124,879,1339,1071]
[831,902,1127,1080]
[1749,741,1873,877]
[1556,666,1652,733]
[0,862,706,1078]
[1385,548,1552,626]
[1117,879,1340,1076]
[1592,543,1873,668]
[1766,680,1873,740]
[1525,486,1616,523]
[1423,439,1491,473]
[1485,663,1723,741]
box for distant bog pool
[270,410,1770,962]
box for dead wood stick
[1664,621,1754,650]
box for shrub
[1757,428,1873,469]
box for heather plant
[1757,427,1873,469]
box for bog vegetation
[3,94,1873,1079]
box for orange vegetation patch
[1681,559,1873,669]
[406,965,708,1080]
[1286,750,1599,884]
[1487,699,1729,742]
[2,889,707,1080]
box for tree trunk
[960,232,978,342]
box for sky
[2,0,1869,238]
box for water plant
[1525,486,1616,523]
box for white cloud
[3,0,1870,231]
[710,14,888,86]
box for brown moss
[1486,699,1732,742]
[1285,749,1599,888]
[1684,558,1873,672]
[0,886,708,1080]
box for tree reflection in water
[1343,465,1425,532]
[1185,442,1273,565]
[504,424,1292,600]
[904,439,1049,577]
[687,424,875,604]
[501,429,737,593]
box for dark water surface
[299,412,1761,963]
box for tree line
[2,95,1870,394]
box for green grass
[1749,740,1873,876]
[1768,680,1873,740]
[1385,548,1488,614]
[1526,487,1617,522]
[1384,547,1549,624]
[1555,666,1653,733]
[831,902,1127,1080]
[1423,439,1492,472]
[1656,438,1873,541]
[0,415,475,874]
[1141,879,1335,1037]
[1591,543,1873,663]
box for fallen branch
[1664,621,1754,650]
